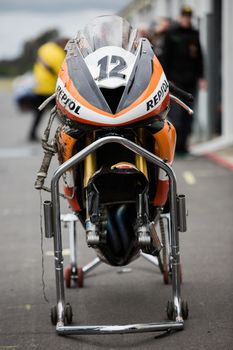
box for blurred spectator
[13,72,36,112]
[163,6,207,154]
[27,39,67,141]
[148,17,171,67]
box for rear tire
[104,204,136,265]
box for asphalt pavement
[0,88,233,349]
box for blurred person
[149,17,171,67]
[28,38,67,141]
[13,71,36,112]
[163,6,207,154]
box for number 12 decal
[98,55,127,81]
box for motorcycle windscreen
[76,15,139,57]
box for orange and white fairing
[55,16,170,127]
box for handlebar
[169,94,194,115]
[169,81,194,103]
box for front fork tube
[136,191,151,246]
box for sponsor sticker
[57,85,81,115]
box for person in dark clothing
[149,17,171,68]
[163,6,206,154]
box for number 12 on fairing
[97,55,127,81]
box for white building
[119,0,233,153]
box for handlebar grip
[169,81,194,102]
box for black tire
[181,300,189,320]
[65,303,73,324]
[104,204,136,265]
[50,306,58,325]
[166,300,175,321]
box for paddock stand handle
[177,195,187,232]
[44,200,54,238]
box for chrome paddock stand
[45,136,187,335]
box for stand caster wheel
[50,306,58,325]
[64,265,84,288]
[64,266,72,288]
[77,267,84,288]
[166,301,175,320]
[65,303,73,324]
[181,300,189,320]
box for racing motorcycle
[35,15,193,336]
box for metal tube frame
[82,257,102,274]
[160,213,172,271]
[140,252,159,267]
[68,221,77,267]
[50,136,184,334]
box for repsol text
[57,85,81,115]
[146,80,169,111]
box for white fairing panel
[84,46,137,89]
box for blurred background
[119,0,233,153]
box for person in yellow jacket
[29,39,67,141]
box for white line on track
[183,171,196,185]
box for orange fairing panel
[153,121,176,164]
[153,181,169,207]
[64,188,81,212]
[58,128,77,162]
[153,121,176,207]
[58,129,81,212]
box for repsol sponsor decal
[146,80,169,111]
[57,85,81,115]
